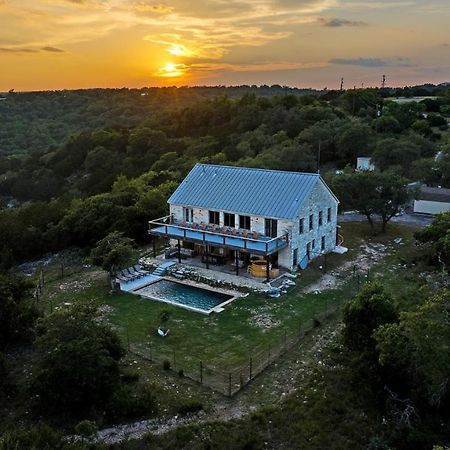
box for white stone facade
[168,178,338,272]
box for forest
[0,84,450,449]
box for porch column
[266,258,270,282]
[177,239,181,263]
[235,251,239,276]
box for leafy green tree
[0,274,37,350]
[415,212,450,272]
[332,171,409,232]
[32,303,125,413]
[91,231,136,272]
[343,282,398,355]
[375,289,450,407]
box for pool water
[135,280,234,312]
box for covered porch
[148,215,289,281]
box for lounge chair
[120,270,135,281]
[127,268,143,279]
[134,264,149,275]
[116,274,130,283]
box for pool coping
[130,276,242,315]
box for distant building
[149,164,339,279]
[356,157,375,171]
[413,185,450,215]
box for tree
[32,303,125,413]
[415,212,450,273]
[91,231,136,272]
[374,289,450,407]
[0,274,37,350]
[343,282,398,355]
[332,171,410,232]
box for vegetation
[1,85,450,448]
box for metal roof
[168,164,333,219]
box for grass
[38,222,419,380]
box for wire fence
[129,297,344,397]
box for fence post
[228,373,232,397]
[173,350,176,368]
[200,361,203,384]
[126,328,130,351]
[249,357,252,381]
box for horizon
[1,0,449,92]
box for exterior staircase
[152,261,176,276]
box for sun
[159,62,185,78]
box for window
[312,239,316,249]
[183,207,193,222]
[309,214,314,231]
[321,236,325,251]
[239,215,251,230]
[265,218,278,238]
[327,207,331,223]
[306,242,311,260]
[209,210,220,225]
[318,210,323,226]
[224,213,235,227]
[299,218,304,234]
[293,248,298,266]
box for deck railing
[148,214,288,255]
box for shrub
[74,420,98,442]
[178,400,203,415]
[108,383,157,419]
[162,360,171,371]
[178,369,184,378]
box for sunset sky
[0,0,449,91]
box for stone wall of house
[278,179,338,271]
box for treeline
[0,87,449,268]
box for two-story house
[149,164,339,280]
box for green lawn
[39,222,419,378]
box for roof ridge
[194,163,320,177]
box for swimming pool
[135,279,235,314]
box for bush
[108,383,157,419]
[0,425,63,450]
[178,369,184,378]
[74,420,98,442]
[177,400,203,415]
[162,360,171,371]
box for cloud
[0,46,65,54]
[318,17,368,27]
[129,2,174,15]
[329,57,413,67]
[41,46,65,52]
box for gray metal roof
[168,164,333,219]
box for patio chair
[127,267,143,279]
[134,264,149,275]
[241,229,248,238]
[200,222,208,230]
[231,228,238,236]
[211,224,218,232]
[180,220,187,227]
[191,222,199,229]
[221,227,229,235]
[252,231,259,240]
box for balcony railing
[149,215,288,255]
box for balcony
[149,215,288,256]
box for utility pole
[317,139,321,174]
[381,74,386,89]
[340,77,344,91]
